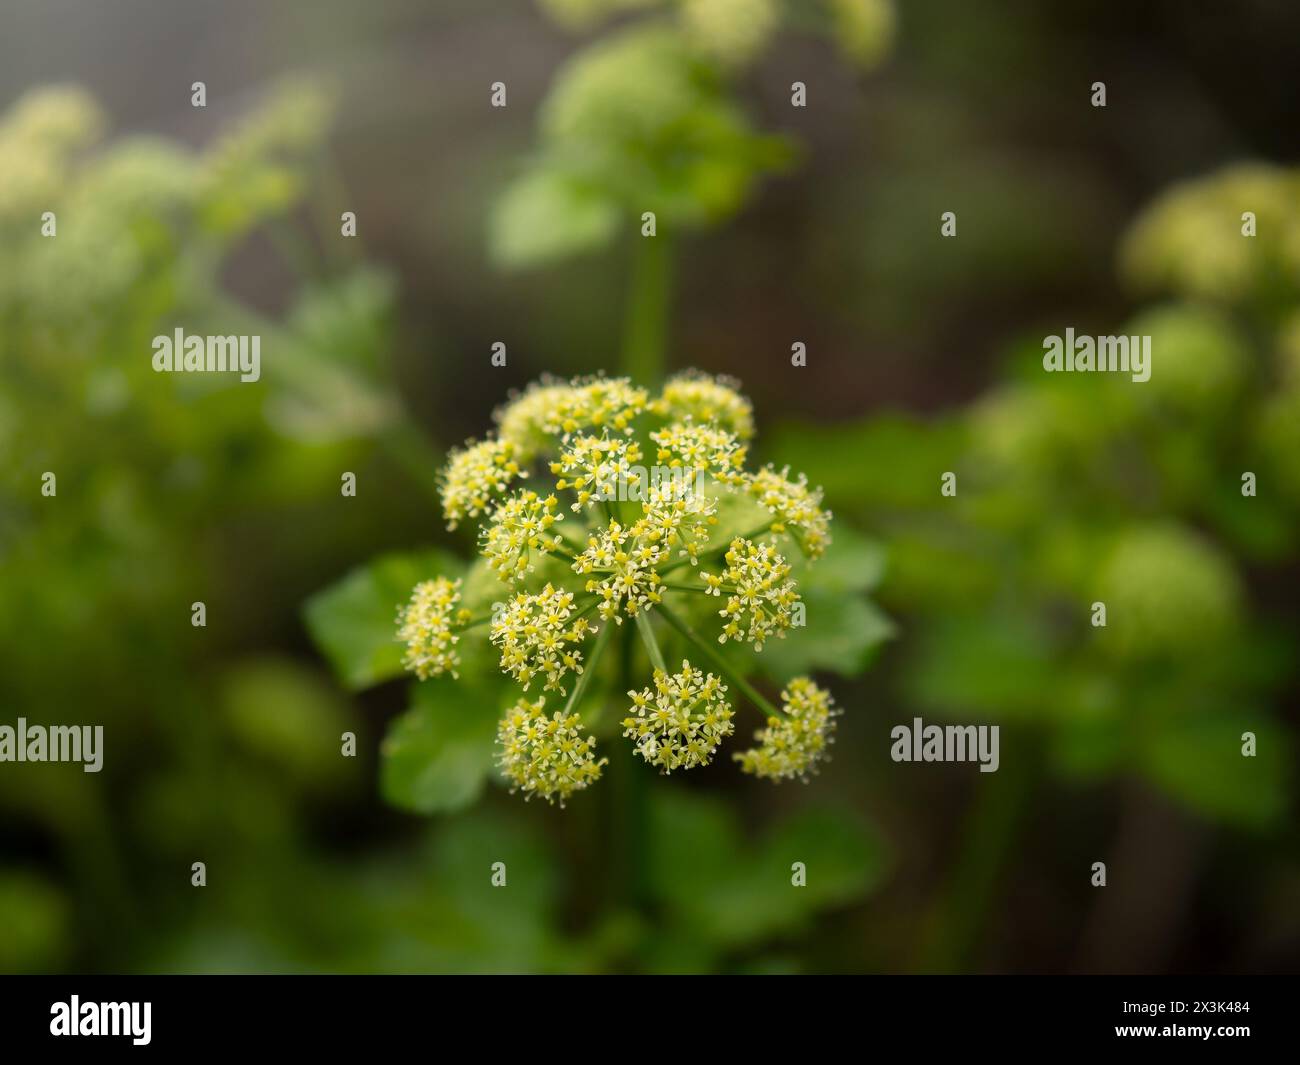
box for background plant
[0,81,437,972]
[771,163,1299,968]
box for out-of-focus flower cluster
[1121,163,1300,304]
[398,373,842,804]
[827,159,1299,828]
[0,81,333,343]
[538,0,896,71]
[493,2,895,267]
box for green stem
[660,581,707,593]
[916,748,1037,972]
[557,524,590,551]
[620,230,673,386]
[563,620,613,716]
[662,581,736,595]
[634,611,668,674]
[610,621,649,916]
[659,521,774,577]
[656,604,783,719]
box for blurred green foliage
[772,164,1300,830]
[0,82,411,972]
[493,0,895,268]
[492,24,793,267]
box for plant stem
[662,580,736,594]
[658,521,774,577]
[656,604,784,719]
[557,524,590,551]
[609,620,649,915]
[916,746,1037,972]
[620,230,673,386]
[634,611,668,674]
[563,620,613,717]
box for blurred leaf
[798,523,886,594]
[0,870,70,972]
[1049,708,1128,779]
[491,168,619,268]
[647,788,740,907]
[380,677,505,815]
[909,612,1063,720]
[647,789,884,953]
[759,593,893,680]
[755,807,887,913]
[1141,713,1290,828]
[304,548,463,691]
[758,526,893,678]
[220,657,356,787]
[333,810,595,973]
[288,266,397,373]
[767,413,966,512]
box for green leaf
[1140,712,1290,828]
[490,168,619,269]
[646,789,884,952]
[303,549,463,691]
[757,528,893,679]
[766,412,966,513]
[220,656,355,787]
[755,807,887,914]
[0,870,70,972]
[758,592,893,680]
[799,523,886,594]
[380,677,507,815]
[907,611,1063,720]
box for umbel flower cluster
[396,373,839,805]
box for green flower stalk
[397,372,841,804]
